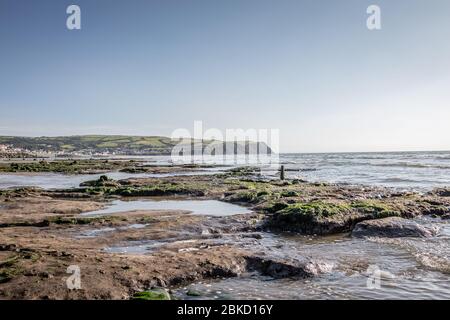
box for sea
[1,151,450,191]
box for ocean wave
[434,155,450,161]
[378,177,426,184]
[322,161,450,170]
[372,162,450,169]
[284,160,450,170]
[368,237,450,275]
[278,153,450,190]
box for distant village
[0,144,29,155]
[0,143,170,158]
[0,144,82,158]
[0,143,50,158]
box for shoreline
[0,160,450,299]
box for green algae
[132,289,171,300]
[279,201,351,219]
[350,200,401,218]
[0,160,138,174]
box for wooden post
[280,165,285,180]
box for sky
[0,0,450,153]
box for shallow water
[172,218,450,300]
[104,238,196,254]
[173,268,450,300]
[280,151,450,191]
[76,223,148,238]
[2,151,450,191]
[81,199,252,217]
[107,152,450,191]
[77,196,450,299]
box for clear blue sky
[1,0,450,152]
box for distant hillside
[0,135,273,156]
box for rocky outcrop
[245,256,332,278]
[79,175,119,187]
[431,188,450,197]
[352,217,437,238]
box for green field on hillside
[0,135,271,155]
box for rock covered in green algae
[226,190,268,204]
[132,288,171,300]
[186,289,202,297]
[263,199,406,235]
[279,190,299,197]
[79,175,119,187]
[349,200,402,219]
[264,201,353,233]
[79,176,208,197]
[0,159,137,174]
